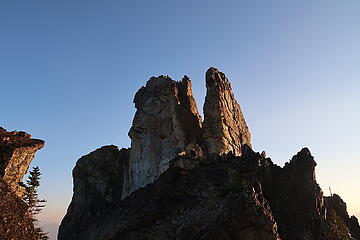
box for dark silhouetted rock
[259,148,327,240]
[325,194,360,239]
[59,145,130,240]
[59,147,281,240]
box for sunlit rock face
[0,127,44,240]
[203,67,251,156]
[122,75,203,197]
[0,127,44,197]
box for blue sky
[1,1,359,238]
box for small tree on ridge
[23,166,49,240]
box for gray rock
[203,67,251,156]
[122,75,203,197]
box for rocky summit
[59,68,360,240]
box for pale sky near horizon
[1,1,359,239]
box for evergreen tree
[23,166,49,240]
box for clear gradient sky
[1,1,359,239]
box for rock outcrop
[59,145,130,239]
[0,127,44,240]
[122,75,203,197]
[59,67,359,240]
[259,148,327,240]
[59,146,281,240]
[203,67,251,156]
[0,127,44,197]
[325,194,360,239]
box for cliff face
[60,146,281,240]
[122,69,251,197]
[259,148,326,240]
[59,146,130,239]
[122,75,204,197]
[325,194,360,239]
[0,127,44,240]
[0,127,44,197]
[59,67,359,240]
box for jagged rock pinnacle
[203,67,251,156]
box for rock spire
[203,67,251,156]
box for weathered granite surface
[0,127,44,197]
[203,67,251,156]
[122,75,203,197]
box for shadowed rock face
[122,75,203,197]
[0,127,44,197]
[59,145,130,240]
[325,194,360,239]
[59,146,281,240]
[259,148,327,240]
[203,67,251,156]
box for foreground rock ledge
[0,127,44,197]
[0,127,45,240]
